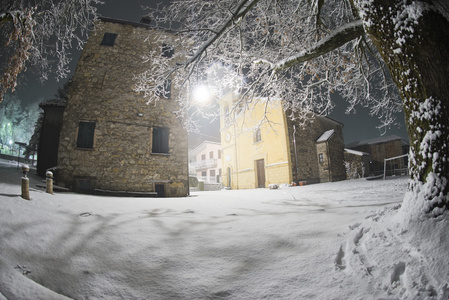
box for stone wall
[344,151,371,178]
[349,139,405,175]
[316,134,346,183]
[57,18,188,197]
[287,115,345,184]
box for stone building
[345,135,409,176]
[344,148,371,178]
[57,17,188,197]
[37,100,66,177]
[220,93,346,189]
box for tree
[0,94,39,150]
[0,0,101,102]
[137,0,449,219]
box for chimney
[140,16,151,25]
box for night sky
[12,0,408,145]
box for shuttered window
[156,79,172,99]
[152,127,169,154]
[161,44,174,58]
[76,121,95,149]
[100,33,118,46]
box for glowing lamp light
[193,85,211,105]
[8,140,13,145]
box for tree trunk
[357,0,449,217]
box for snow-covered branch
[255,20,365,71]
[0,0,101,102]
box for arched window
[254,128,262,143]
[224,106,231,127]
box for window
[224,106,231,127]
[201,171,207,177]
[161,44,174,58]
[100,33,118,46]
[76,121,95,149]
[210,170,216,177]
[201,154,206,160]
[319,153,324,163]
[209,151,214,158]
[156,79,172,99]
[218,150,221,159]
[152,127,169,154]
[254,128,262,143]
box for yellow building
[220,93,346,189]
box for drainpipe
[293,125,299,183]
[326,140,332,182]
[233,121,239,189]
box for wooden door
[256,159,265,188]
[155,184,165,197]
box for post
[46,171,54,194]
[21,164,30,200]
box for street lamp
[193,84,211,106]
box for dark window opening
[156,79,172,99]
[76,121,95,149]
[201,154,206,160]
[218,150,221,159]
[210,170,215,177]
[161,44,174,58]
[209,151,213,158]
[100,33,118,46]
[152,127,169,154]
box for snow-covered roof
[344,148,370,156]
[316,129,335,143]
[345,135,409,148]
[39,99,66,108]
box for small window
[319,153,324,163]
[100,33,118,46]
[76,121,96,149]
[156,79,172,99]
[210,170,216,177]
[161,44,174,58]
[224,107,231,126]
[201,154,206,161]
[218,150,221,159]
[209,151,214,159]
[254,128,262,143]
[202,171,207,177]
[152,127,169,154]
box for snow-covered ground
[0,159,447,299]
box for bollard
[46,171,54,194]
[21,164,30,200]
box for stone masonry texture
[57,18,188,197]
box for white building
[189,141,222,184]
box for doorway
[155,184,165,197]
[256,159,265,188]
